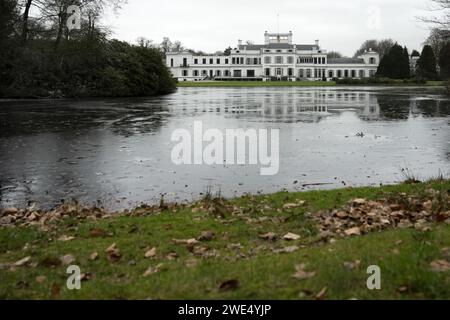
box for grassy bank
[0,181,449,300]
[177,80,444,88]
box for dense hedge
[0,39,177,98]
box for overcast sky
[104,0,437,57]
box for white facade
[166,31,379,82]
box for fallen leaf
[198,231,215,242]
[13,256,31,267]
[259,232,278,241]
[143,263,164,277]
[173,239,199,246]
[60,254,75,266]
[316,287,328,300]
[89,228,106,238]
[292,264,316,280]
[273,246,300,254]
[166,252,179,260]
[105,243,118,253]
[219,279,240,292]
[58,235,75,242]
[145,247,157,258]
[430,260,450,272]
[89,252,99,261]
[344,227,361,236]
[283,232,301,241]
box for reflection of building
[171,89,381,122]
[166,31,379,82]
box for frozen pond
[1,86,450,210]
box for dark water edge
[1,86,450,210]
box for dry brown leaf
[430,260,450,272]
[89,252,99,261]
[292,264,316,280]
[143,263,164,277]
[283,233,301,241]
[219,279,240,292]
[273,246,299,254]
[316,287,328,300]
[145,247,157,258]
[173,239,199,246]
[259,232,278,241]
[198,231,215,242]
[58,235,75,242]
[60,254,75,266]
[344,227,361,236]
[13,256,31,267]
[105,243,118,253]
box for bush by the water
[0,39,176,98]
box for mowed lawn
[0,181,449,300]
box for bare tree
[419,0,450,31]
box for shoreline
[177,80,444,88]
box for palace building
[165,31,380,82]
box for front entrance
[276,68,283,77]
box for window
[265,68,270,76]
[240,57,244,64]
[247,70,255,77]
[170,59,173,67]
[344,70,349,78]
[194,59,198,64]
[322,57,326,64]
[217,58,220,64]
[306,69,311,78]
[265,50,271,53]
[202,58,206,64]
[369,57,376,64]
[224,70,230,77]
[182,70,188,77]
[183,58,187,66]
[232,58,236,64]
[276,56,283,64]
[216,70,221,77]
[359,70,364,78]
[369,70,376,77]
[233,70,242,77]
[299,69,304,78]
[328,70,334,78]
[225,59,229,64]
[288,68,293,76]
[246,58,251,65]
[254,58,258,65]
[264,56,271,64]
[202,70,207,76]
[276,50,282,53]
[287,56,294,64]
[276,68,283,76]
[351,70,356,78]
[314,57,318,64]
[193,70,199,76]
[210,58,213,64]
[337,70,342,78]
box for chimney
[315,39,320,48]
[238,39,243,46]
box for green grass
[1,181,449,300]
[177,80,444,88]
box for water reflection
[1,86,450,210]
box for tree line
[0,0,177,98]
